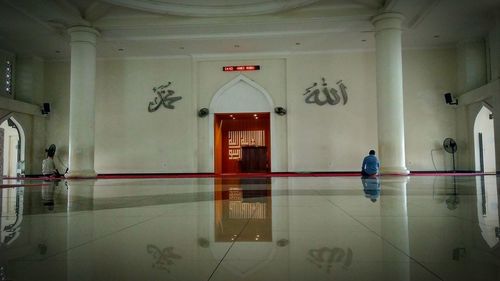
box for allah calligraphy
[304,78,348,106]
[146,244,182,272]
[228,130,265,160]
[147,82,182,112]
[307,247,353,273]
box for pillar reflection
[380,176,410,280]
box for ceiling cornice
[101,0,320,17]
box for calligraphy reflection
[303,78,348,106]
[147,82,182,112]
[307,247,353,273]
[146,244,182,272]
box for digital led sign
[222,65,260,72]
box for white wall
[488,11,500,81]
[44,61,71,173]
[16,56,46,174]
[457,40,487,94]
[94,58,195,173]
[43,48,458,173]
[403,49,458,171]
[286,52,377,172]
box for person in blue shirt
[361,150,380,177]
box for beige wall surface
[402,49,457,171]
[42,49,458,173]
[44,61,71,173]
[286,51,378,172]
[94,58,195,173]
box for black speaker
[444,93,458,105]
[42,103,51,114]
[274,107,287,116]
[198,108,209,117]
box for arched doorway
[0,116,25,177]
[209,75,275,174]
[214,113,270,174]
[474,106,496,173]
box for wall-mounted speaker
[274,107,287,116]
[41,103,51,115]
[444,93,458,105]
[198,108,209,117]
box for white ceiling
[0,0,498,59]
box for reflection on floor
[0,175,499,281]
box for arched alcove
[473,105,495,173]
[208,74,278,172]
[209,75,274,113]
[0,116,25,177]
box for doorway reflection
[0,187,24,246]
[214,178,272,242]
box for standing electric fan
[443,138,458,172]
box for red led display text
[222,65,260,72]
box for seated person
[42,144,60,177]
[361,150,380,177]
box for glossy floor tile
[1,175,499,281]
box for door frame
[214,112,271,174]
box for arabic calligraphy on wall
[307,247,353,273]
[303,78,348,106]
[147,82,182,112]
[228,130,265,160]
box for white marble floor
[0,175,499,281]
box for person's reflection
[361,176,381,203]
[41,180,60,211]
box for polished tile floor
[0,175,499,281]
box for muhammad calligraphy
[147,82,182,112]
[307,247,353,273]
[304,78,348,106]
[146,244,182,272]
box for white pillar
[372,12,409,175]
[66,26,99,178]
